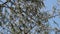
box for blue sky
[44,0,57,10]
[44,0,60,34]
[44,0,60,28]
[0,0,60,28]
[0,0,60,34]
[0,0,60,30]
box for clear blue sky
[44,0,57,10]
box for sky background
[0,0,60,34]
[39,0,60,29]
[0,0,60,30]
[42,0,60,28]
[44,0,60,34]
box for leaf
[37,20,41,25]
[0,22,2,26]
[7,0,11,2]
[44,31,48,34]
[53,20,59,27]
[11,23,15,31]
